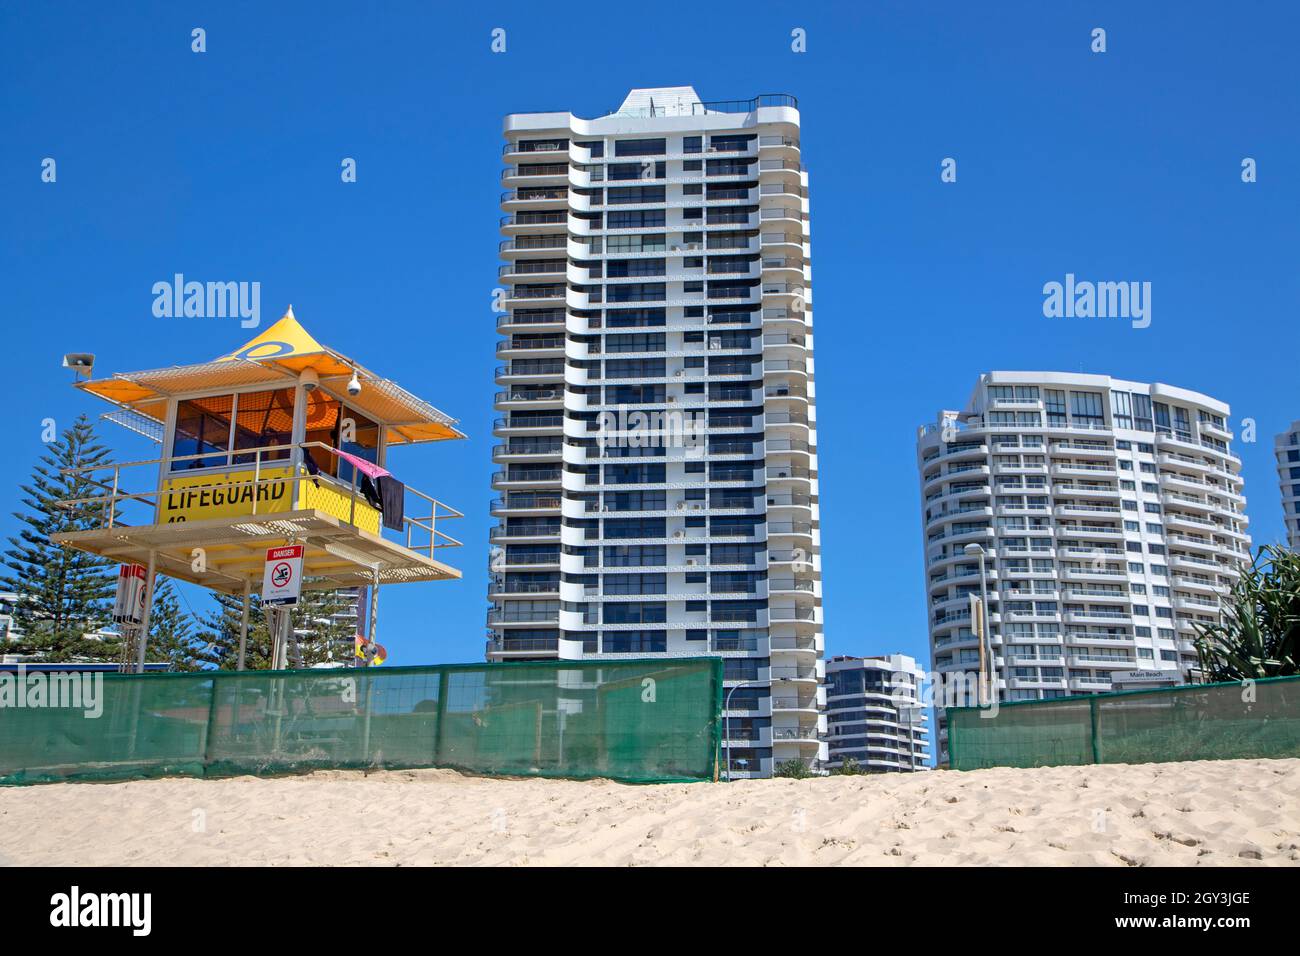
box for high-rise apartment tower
[488,87,826,777]
[917,372,1250,762]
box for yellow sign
[158,467,295,524]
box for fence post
[433,668,449,766]
[1089,696,1102,765]
[202,673,221,776]
[360,672,373,766]
[711,658,724,782]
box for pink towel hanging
[328,447,390,481]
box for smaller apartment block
[824,655,930,771]
[1275,420,1300,549]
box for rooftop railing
[602,93,797,118]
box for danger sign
[262,544,304,606]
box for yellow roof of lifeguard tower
[79,307,466,446]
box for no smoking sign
[262,544,305,606]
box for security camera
[300,368,320,393]
[347,372,362,397]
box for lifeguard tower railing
[56,440,461,579]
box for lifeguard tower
[52,307,465,671]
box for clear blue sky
[3,1,1297,668]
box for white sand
[2,758,1298,866]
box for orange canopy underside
[79,311,464,445]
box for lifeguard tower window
[171,389,294,470]
[232,388,295,464]
[172,394,235,469]
[303,390,381,482]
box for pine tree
[291,587,360,666]
[203,590,273,670]
[2,415,117,659]
[145,579,216,671]
[198,585,361,670]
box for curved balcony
[500,187,569,212]
[491,468,562,489]
[500,211,569,234]
[501,163,571,187]
[497,309,566,331]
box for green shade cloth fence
[948,675,1300,770]
[0,658,723,786]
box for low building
[0,592,19,643]
[824,654,931,772]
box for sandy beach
[2,757,1298,866]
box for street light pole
[724,678,772,782]
[964,543,996,708]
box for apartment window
[1132,394,1154,431]
[614,138,667,157]
[604,629,667,652]
[988,385,1039,402]
[607,259,666,279]
[606,307,666,328]
[607,185,665,205]
[607,209,666,229]
[1111,391,1132,429]
[683,136,702,154]
[605,234,667,254]
[1070,391,1104,426]
[1044,389,1067,426]
[604,573,666,595]
[1154,402,1172,435]
[606,283,666,303]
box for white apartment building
[487,87,826,777]
[0,592,19,643]
[917,372,1251,762]
[1275,420,1300,549]
[824,654,931,772]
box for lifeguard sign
[50,306,466,671]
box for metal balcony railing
[54,441,463,559]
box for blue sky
[3,1,1297,668]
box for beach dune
[1,757,1297,866]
